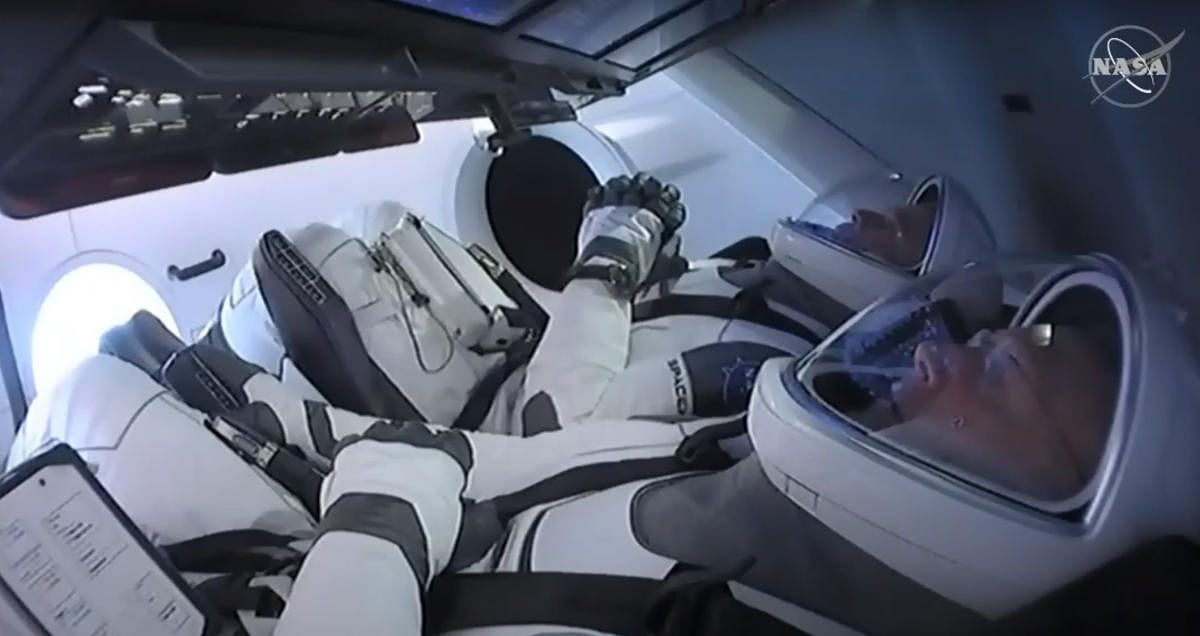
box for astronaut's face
[884,326,1116,499]
[844,202,937,269]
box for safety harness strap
[195,572,287,618]
[708,236,771,261]
[166,530,304,633]
[178,425,753,632]
[424,570,812,636]
[491,454,721,524]
[452,267,547,432]
[492,269,549,333]
[452,337,536,431]
[641,254,690,290]
[449,416,745,569]
[632,292,821,345]
[162,529,304,574]
[489,415,742,523]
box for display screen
[605,0,742,69]
[522,0,695,56]
[386,0,535,26]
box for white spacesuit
[201,170,995,436]
[9,252,1196,635]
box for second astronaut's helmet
[770,172,997,310]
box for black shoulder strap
[452,337,536,431]
[633,292,820,345]
[425,570,812,636]
[453,267,547,432]
[490,454,719,523]
[709,236,771,261]
[446,419,744,570]
[165,530,304,633]
[195,571,287,625]
[487,416,742,523]
[162,529,304,574]
[491,269,549,334]
[641,254,691,289]
[719,261,855,331]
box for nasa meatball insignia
[1084,25,1185,108]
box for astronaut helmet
[210,202,538,424]
[748,254,1200,617]
[770,171,996,310]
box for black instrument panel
[0,1,775,218]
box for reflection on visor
[784,219,850,243]
[783,219,859,258]
[804,261,1122,506]
[1030,323,1054,348]
[839,297,969,401]
[787,200,938,271]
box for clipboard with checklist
[0,444,213,636]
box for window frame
[0,288,27,433]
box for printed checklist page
[0,463,204,636]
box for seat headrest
[251,230,425,421]
[160,343,266,416]
[99,310,185,380]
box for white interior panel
[0,212,79,402]
[578,72,821,258]
[721,0,1200,324]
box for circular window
[485,136,599,290]
[32,262,178,391]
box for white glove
[318,421,469,585]
[276,421,469,636]
[566,173,686,297]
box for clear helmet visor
[797,258,1126,506]
[784,173,941,271]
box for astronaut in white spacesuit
[192,169,996,439]
[9,248,1198,635]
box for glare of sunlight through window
[31,263,178,391]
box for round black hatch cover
[485,136,598,290]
